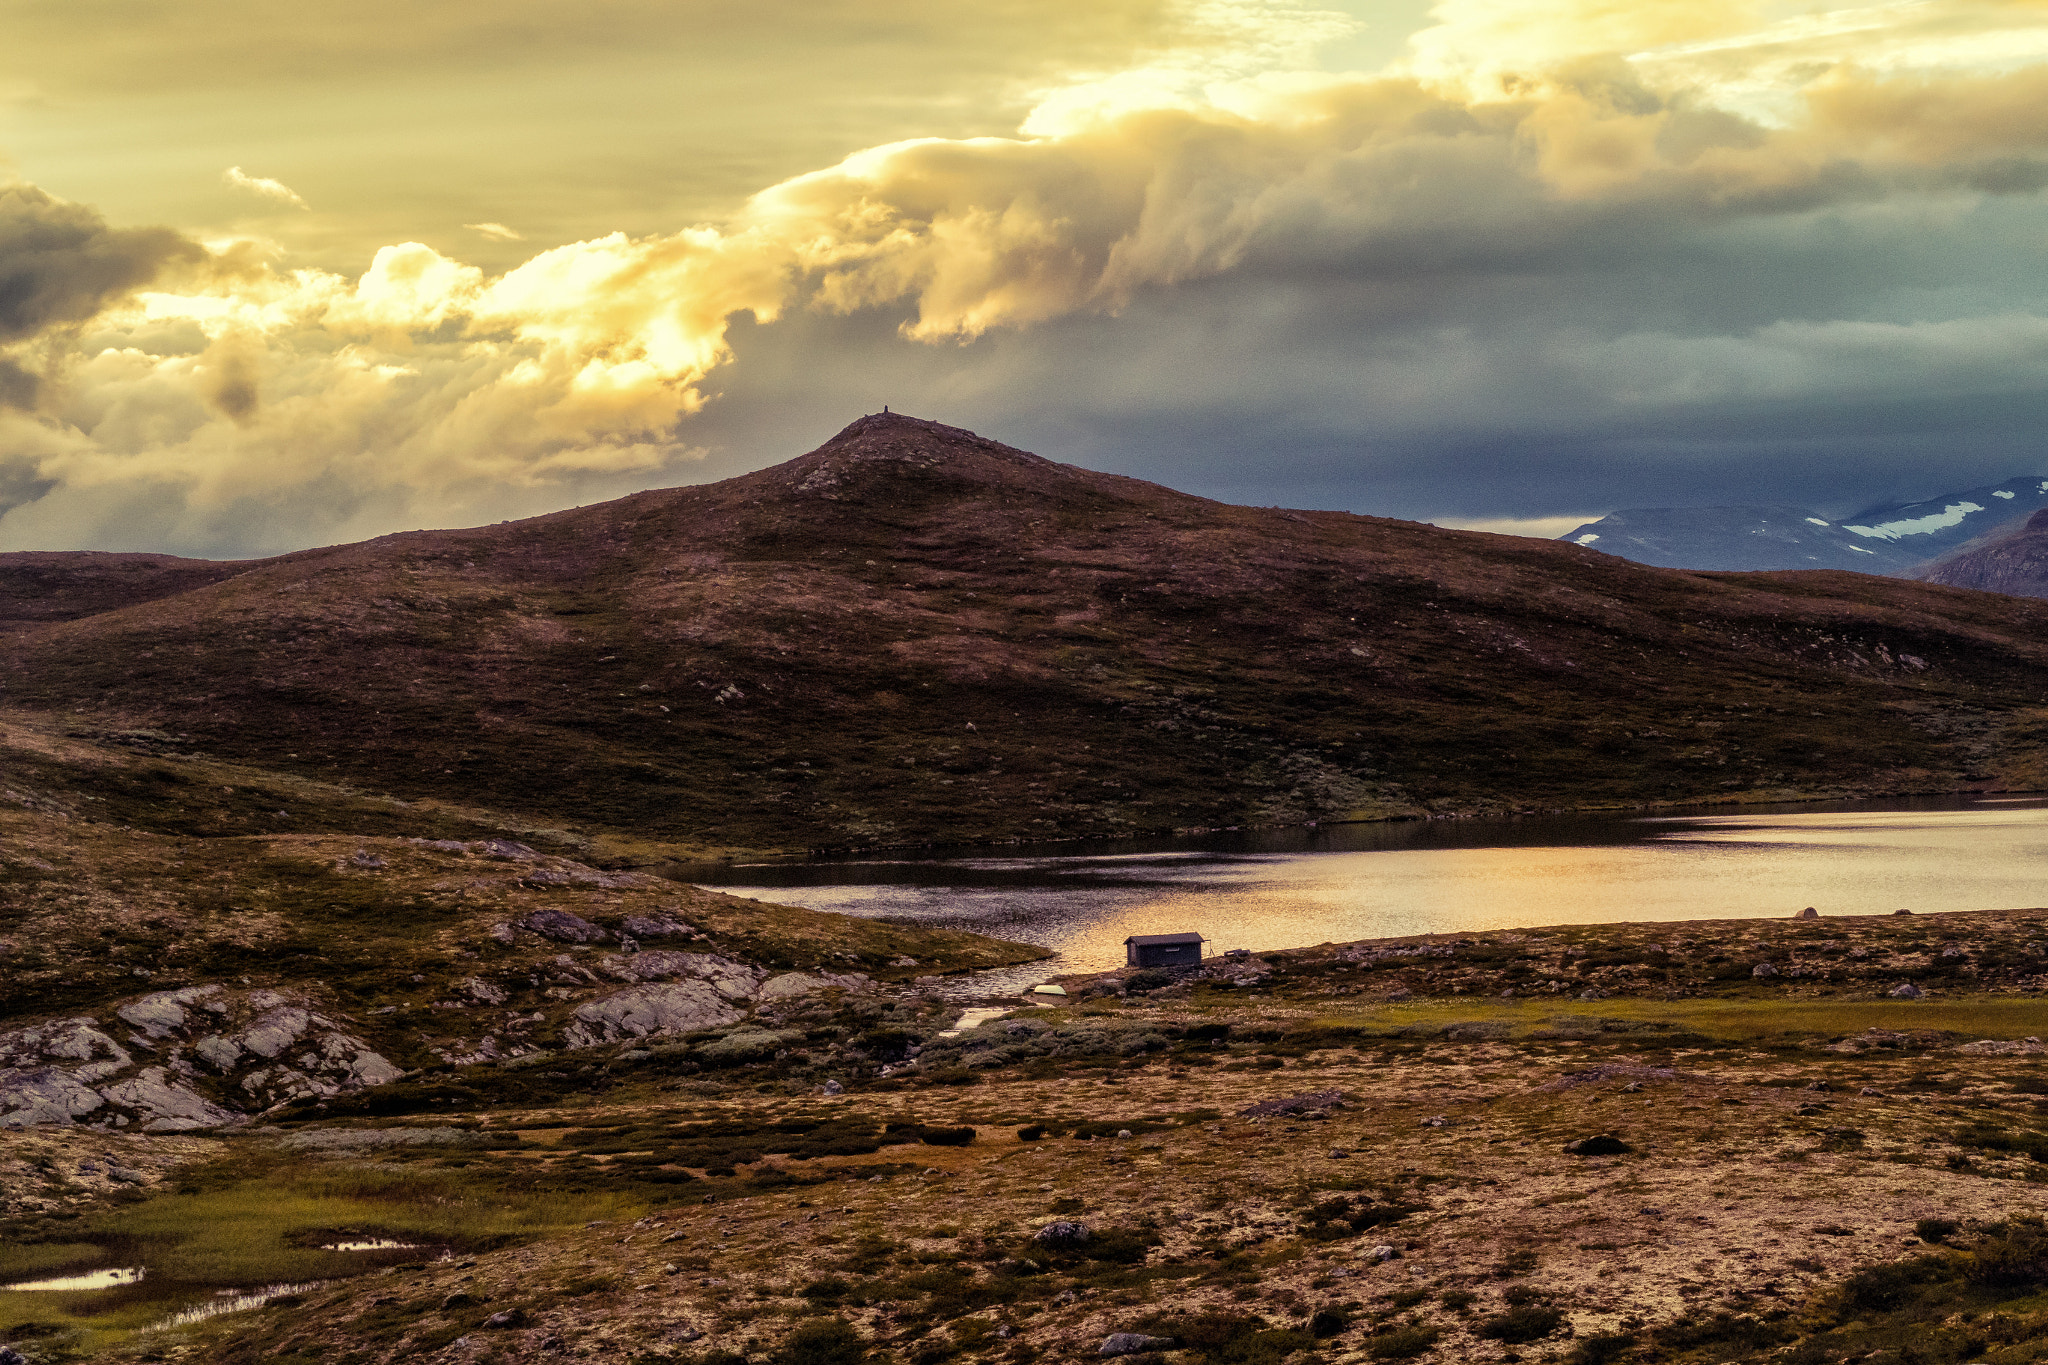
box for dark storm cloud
[0,182,200,342]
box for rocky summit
[10,413,2048,860]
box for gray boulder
[1033,1221,1091,1247]
[621,914,696,938]
[561,982,742,1048]
[517,909,609,943]
[100,1066,240,1131]
[0,1067,106,1127]
[117,985,225,1039]
[1890,982,1925,999]
[237,1006,311,1059]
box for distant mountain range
[1558,478,2048,576]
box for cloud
[223,166,309,209]
[0,181,203,409]
[465,222,523,241]
[1432,515,1602,539]
[16,0,2048,552]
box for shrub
[1363,1327,1439,1360]
[1564,1136,1632,1157]
[1439,1291,1476,1312]
[1968,1219,2048,1290]
[1016,1125,1046,1142]
[1566,1333,1636,1364]
[1306,1306,1352,1338]
[920,1126,976,1147]
[1916,1217,1961,1244]
[1838,1257,1955,1314]
[1476,1306,1564,1343]
[779,1318,866,1365]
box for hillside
[1921,508,2048,600]
[8,413,2048,858]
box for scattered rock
[1889,982,1925,999]
[347,850,388,870]
[484,1309,529,1329]
[1241,1089,1347,1118]
[1361,1244,1400,1262]
[821,1079,845,1096]
[758,972,826,1000]
[1955,1036,2046,1055]
[459,977,508,1006]
[620,914,696,939]
[480,840,539,860]
[1100,1334,1176,1356]
[1752,963,1779,978]
[1418,1115,1447,1128]
[516,909,609,944]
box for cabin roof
[1124,932,1204,946]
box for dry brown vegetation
[7,907,2048,1364]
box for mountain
[10,412,2048,859]
[1559,477,2048,573]
[0,550,248,636]
[1921,508,2048,599]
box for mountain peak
[746,411,1141,508]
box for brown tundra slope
[8,412,2048,857]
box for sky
[8,0,2048,556]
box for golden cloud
[12,0,2048,553]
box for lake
[677,795,2048,992]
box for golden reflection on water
[724,804,2048,978]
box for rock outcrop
[0,985,400,1131]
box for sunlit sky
[9,0,2048,557]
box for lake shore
[11,907,2048,1363]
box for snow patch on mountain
[1845,501,1985,540]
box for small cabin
[1125,932,1205,969]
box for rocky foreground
[7,905,2048,1364]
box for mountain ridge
[1559,477,2048,575]
[10,413,2048,857]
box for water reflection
[678,795,2048,989]
[3,1267,143,1292]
